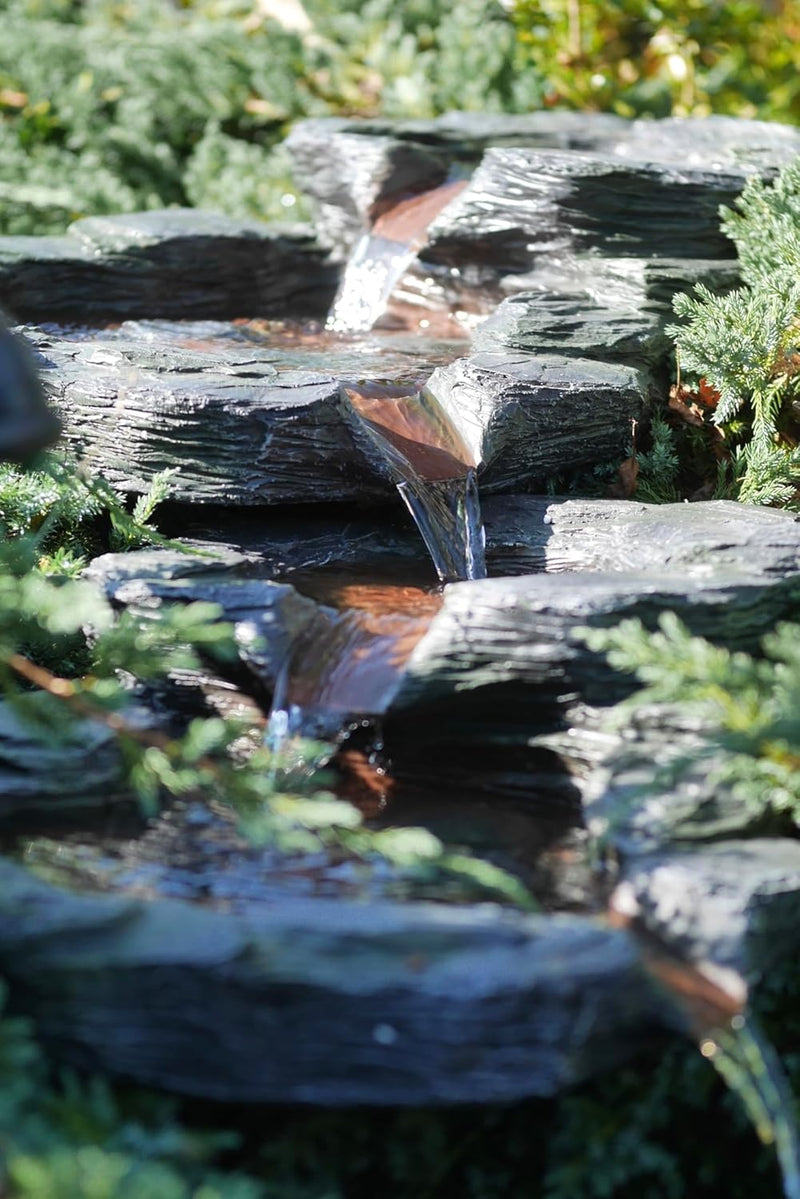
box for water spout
[326,180,467,335]
[345,383,487,583]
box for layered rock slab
[0,210,337,324]
[288,112,800,260]
[89,499,800,740]
[0,854,661,1104]
[30,327,652,503]
[6,497,800,1102]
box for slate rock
[0,702,124,819]
[2,827,800,1101]
[290,114,800,275]
[0,853,667,1103]
[88,499,800,748]
[86,547,320,693]
[472,293,668,365]
[0,210,337,324]
[31,326,653,504]
[424,353,653,493]
[481,495,800,578]
[157,495,800,586]
[423,148,747,274]
[286,119,450,257]
[32,329,383,504]
[0,314,59,456]
[618,839,800,977]
[500,255,741,312]
[391,567,800,740]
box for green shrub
[667,158,800,508]
[513,0,800,120]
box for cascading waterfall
[345,382,486,585]
[265,583,443,780]
[325,179,467,335]
[619,892,800,1199]
[267,178,488,763]
[701,1015,800,1199]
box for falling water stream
[325,179,468,334]
[617,893,800,1199]
[702,1017,800,1199]
[276,170,800,1194]
[268,182,488,767]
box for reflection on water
[39,317,465,385]
[265,579,442,784]
[326,180,468,335]
[345,383,487,583]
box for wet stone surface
[4,111,800,1107]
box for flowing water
[267,181,489,758]
[701,1015,800,1199]
[622,899,800,1199]
[325,179,468,335]
[345,383,487,584]
[265,579,443,785]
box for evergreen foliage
[1,0,800,236]
[583,612,800,825]
[668,156,800,508]
[513,0,800,120]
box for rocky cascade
[3,112,800,1107]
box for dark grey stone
[618,840,800,977]
[0,702,124,818]
[30,326,654,504]
[501,255,741,312]
[286,120,450,257]
[482,496,800,578]
[423,148,746,273]
[472,293,668,365]
[88,500,800,745]
[392,567,800,740]
[0,314,59,456]
[0,210,337,324]
[426,353,653,493]
[0,854,665,1103]
[289,114,800,275]
[32,330,384,504]
[86,547,320,692]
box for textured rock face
[86,547,320,692]
[88,499,800,737]
[0,210,337,324]
[0,856,663,1104]
[471,293,668,364]
[34,327,653,503]
[288,112,800,264]
[33,329,379,503]
[6,112,800,1110]
[0,703,123,818]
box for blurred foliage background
[0,0,799,235]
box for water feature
[702,1016,800,1199]
[325,179,468,335]
[345,382,487,584]
[616,892,800,1199]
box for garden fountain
[5,110,800,1193]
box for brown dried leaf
[607,455,639,498]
